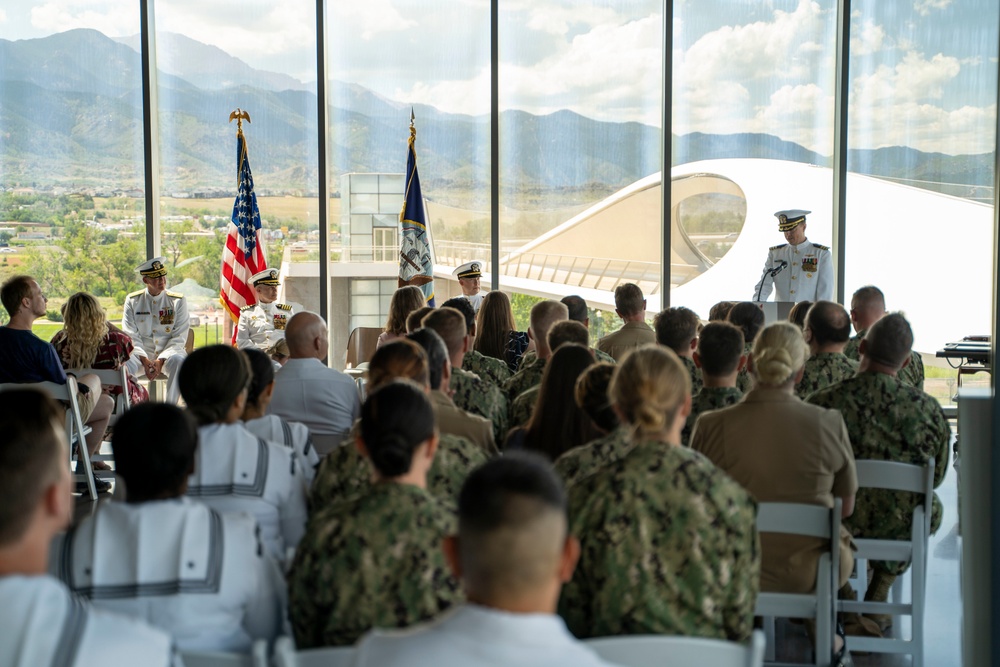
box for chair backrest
[180,640,268,667]
[274,636,355,667]
[346,327,382,369]
[755,500,839,540]
[69,366,131,412]
[585,631,766,667]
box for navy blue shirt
[0,327,67,384]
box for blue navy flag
[398,112,435,305]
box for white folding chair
[0,377,98,499]
[273,636,354,667]
[754,499,841,667]
[585,631,766,667]
[69,367,132,478]
[840,459,933,667]
[179,640,268,667]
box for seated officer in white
[453,260,486,313]
[0,389,174,667]
[353,453,616,667]
[51,401,285,654]
[236,268,301,351]
[753,210,833,303]
[122,257,189,403]
[179,344,308,560]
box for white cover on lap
[188,422,308,558]
[242,414,319,486]
[0,574,175,667]
[50,498,285,653]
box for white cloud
[850,102,995,154]
[852,51,960,105]
[30,1,139,37]
[525,6,620,36]
[0,9,8,24]
[329,0,417,40]
[851,19,885,56]
[914,0,954,17]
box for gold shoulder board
[277,303,292,311]
[770,244,788,251]
[165,290,184,298]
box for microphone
[769,260,788,277]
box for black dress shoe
[75,476,112,494]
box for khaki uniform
[681,386,743,448]
[288,483,462,648]
[503,356,547,404]
[680,356,703,396]
[310,432,489,510]
[844,329,925,389]
[808,372,949,575]
[235,301,300,350]
[560,440,760,641]
[429,390,496,455]
[691,388,857,593]
[595,321,656,362]
[795,352,858,399]
[554,427,634,487]
[449,367,508,445]
[461,350,511,388]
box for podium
[754,301,796,324]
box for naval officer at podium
[753,209,832,303]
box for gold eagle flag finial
[229,108,251,132]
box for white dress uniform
[243,414,320,486]
[122,287,189,403]
[354,604,618,667]
[50,498,285,654]
[187,422,308,560]
[465,292,485,313]
[752,239,833,303]
[236,300,300,350]
[453,260,486,313]
[0,574,176,667]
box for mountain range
[0,29,993,202]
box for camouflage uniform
[808,372,949,575]
[288,483,462,647]
[554,427,634,487]
[681,387,743,448]
[462,350,511,388]
[509,386,538,429]
[680,356,704,396]
[519,347,615,371]
[795,352,858,399]
[845,330,925,389]
[310,432,490,510]
[560,440,760,641]
[504,356,547,404]
[450,367,509,445]
[736,343,755,394]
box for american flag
[220,127,267,342]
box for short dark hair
[708,301,735,322]
[441,297,476,334]
[360,380,436,478]
[459,453,566,530]
[728,302,765,345]
[0,275,33,317]
[178,345,252,425]
[560,295,588,323]
[806,301,852,345]
[863,312,914,369]
[406,328,449,390]
[243,348,275,407]
[421,307,467,357]
[788,301,812,330]
[0,389,65,546]
[369,338,429,390]
[697,322,745,376]
[406,306,435,334]
[613,283,645,316]
[653,307,700,353]
[112,403,199,502]
[547,320,589,351]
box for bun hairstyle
[178,345,252,425]
[752,321,809,386]
[574,362,619,433]
[610,345,689,438]
[360,380,436,478]
[242,348,275,406]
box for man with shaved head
[845,286,924,389]
[795,301,858,398]
[270,312,360,454]
[352,454,616,667]
[503,300,569,403]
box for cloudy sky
[1,0,997,154]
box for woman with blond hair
[473,291,529,372]
[377,286,426,349]
[560,345,760,643]
[51,291,148,406]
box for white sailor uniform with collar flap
[243,414,320,486]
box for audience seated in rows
[269,312,359,454]
[475,291,531,373]
[846,285,924,389]
[795,301,858,398]
[596,283,654,362]
[378,285,426,350]
[406,306,436,334]
[241,348,320,487]
[680,322,745,447]
[0,389,175,667]
[509,320,590,429]
[0,276,114,493]
[503,300,568,402]
[179,345,308,560]
[727,301,765,394]
[788,299,813,330]
[708,300,735,322]
[289,380,462,648]
[809,313,950,632]
[446,296,512,387]
[505,343,598,458]
[53,402,285,653]
[353,454,616,667]
[518,295,615,371]
[653,306,703,395]
[562,345,760,641]
[311,338,490,508]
